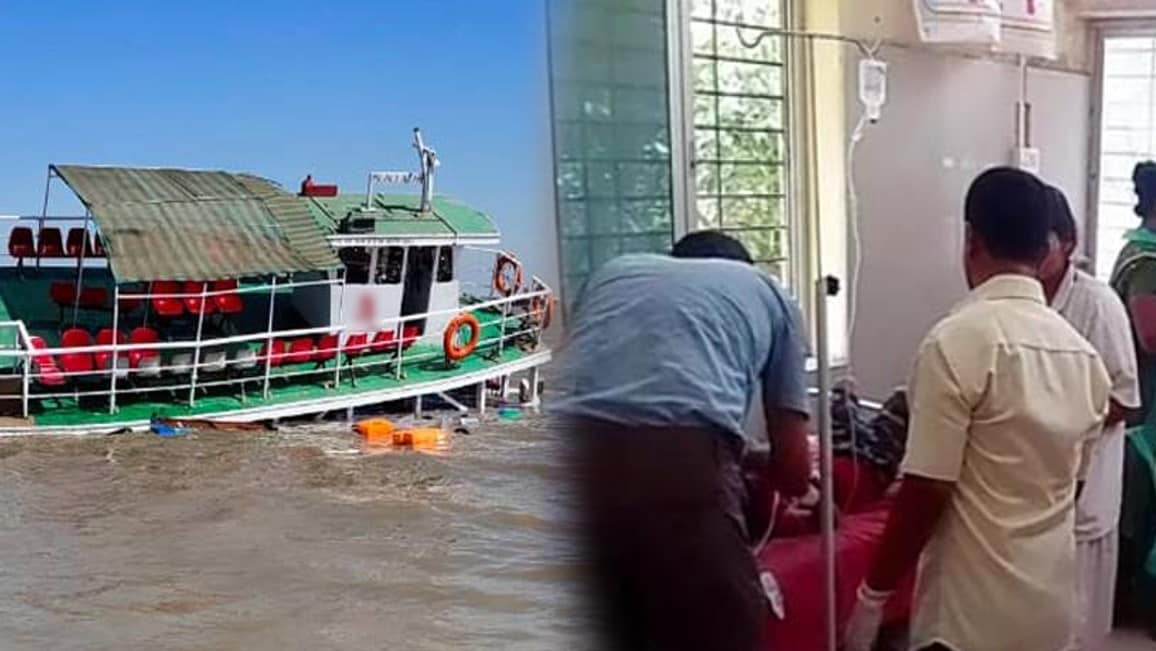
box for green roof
[52,165,341,282]
[306,193,499,239]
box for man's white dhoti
[1070,532,1119,651]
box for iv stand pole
[815,275,840,651]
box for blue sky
[0,1,558,283]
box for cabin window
[376,246,405,285]
[436,246,454,283]
[340,247,371,284]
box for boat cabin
[295,191,500,344]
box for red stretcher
[756,499,915,650]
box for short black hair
[1134,161,1156,219]
[1045,185,1078,245]
[671,230,753,264]
[964,167,1050,263]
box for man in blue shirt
[558,231,812,651]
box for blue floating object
[497,407,522,421]
[150,419,187,438]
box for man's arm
[865,475,954,590]
[765,408,811,498]
[1107,399,1137,428]
[760,297,812,498]
[1128,294,1156,354]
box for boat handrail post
[262,275,279,399]
[71,207,92,326]
[108,284,120,414]
[394,315,404,380]
[187,281,208,407]
[36,167,53,270]
[333,269,348,388]
[20,333,29,420]
[497,292,509,358]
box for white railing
[0,279,553,420]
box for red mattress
[757,500,914,650]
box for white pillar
[108,285,120,414]
[71,209,92,326]
[262,276,279,399]
[187,281,208,407]
[333,270,348,388]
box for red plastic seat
[93,328,127,370]
[8,226,34,259]
[65,228,92,258]
[343,333,370,358]
[59,328,95,376]
[78,286,108,310]
[150,281,184,318]
[127,327,159,369]
[37,228,64,258]
[284,337,315,365]
[211,279,243,315]
[370,330,396,354]
[117,295,143,313]
[182,281,216,316]
[401,324,421,350]
[258,339,286,367]
[27,336,65,387]
[93,233,106,257]
[314,334,339,364]
[50,281,76,308]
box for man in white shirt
[844,167,1111,651]
[1040,186,1141,650]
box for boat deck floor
[31,343,527,427]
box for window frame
[1089,20,1156,279]
[669,0,797,283]
[667,0,844,362]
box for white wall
[846,50,1092,396]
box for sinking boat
[0,130,553,434]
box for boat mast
[413,128,438,213]
[363,129,439,212]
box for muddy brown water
[0,411,585,650]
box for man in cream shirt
[844,168,1111,651]
[1040,186,1140,650]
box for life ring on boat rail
[530,293,553,331]
[493,253,523,296]
[444,313,482,362]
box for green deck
[31,343,527,427]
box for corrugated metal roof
[53,165,341,282]
[306,194,499,239]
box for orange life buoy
[443,313,481,362]
[493,253,523,296]
[530,294,553,331]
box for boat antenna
[414,128,439,213]
[364,129,440,212]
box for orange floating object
[354,418,395,445]
[391,427,442,448]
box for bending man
[844,168,1110,651]
[558,231,811,651]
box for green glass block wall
[547,0,677,308]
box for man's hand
[842,583,892,651]
[766,408,811,498]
